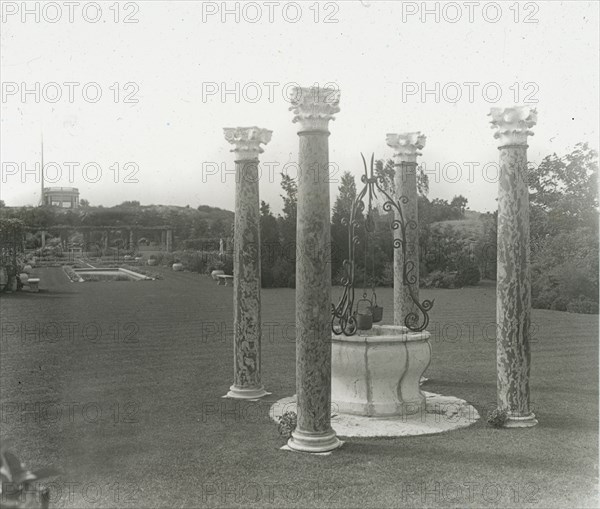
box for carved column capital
[386,132,426,164]
[289,86,341,133]
[489,106,537,147]
[224,126,272,161]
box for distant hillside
[430,210,487,239]
[0,203,234,229]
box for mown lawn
[0,268,597,508]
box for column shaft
[223,126,272,399]
[496,145,533,419]
[229,158,264,397]
[288,86,341,453]
[295,132,333,434]
[393,161,419,325]
[490,106,538,428]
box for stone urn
[211,269,225,280]
[172,263,183,271]
[332,324,431,416]
[147,258,157,266]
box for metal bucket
[370,305,383,323]
[355,298,373,330]
[369,292,383,323]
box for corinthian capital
[224,126,273,160]
[289,86,341,133]
[386,132,426,164]
[489,106,537,146]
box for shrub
[550,296,569,312]
[271,258,295,288]
[566,297,599,315]
[376,261,394,287]
[456,259,481,286]
[531,289,558,310]
[277,411,297,439]
[440,273,459,289]
[487,408,508,428]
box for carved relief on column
[386,132,426,327]
[223,126,272,399]
[489,106,538,428]
[288,86,342,453]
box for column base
[503,412,538,428]
[225,385,268,400]
[287,428,342,453]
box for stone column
[41,231,46,248]
[223,126,272,399]
[166,229,173,253]
[490,106,538,428]
[288,86,342,453]
[129,229,134,250]
[386,133,426,327]
[160,230,166,250]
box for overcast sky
[1,1,598,214]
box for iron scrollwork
[331,153,434,335]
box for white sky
[1,1,598,214]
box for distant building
[42,187,80,208]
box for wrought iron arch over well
[331,153,434,336]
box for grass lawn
[0,268,597,508]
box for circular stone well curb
[270,391,479,438]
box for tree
[331,172,358,280]
[259,200,279,287]
[279,173,297,224]
[528,142,598,240]
[79,199,89,207]
[526,143,599,312]
[331,171,357,226]
[0,200,5,208]
[272,173,298,287]
[120,200,140,207]
[374,158,429,198]
[191,218,209,238]
[450,195,468,217]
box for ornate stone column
[288,86,342,453]
[490,106,538,428]
[386,133,426,327]
[223,126,272,399]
